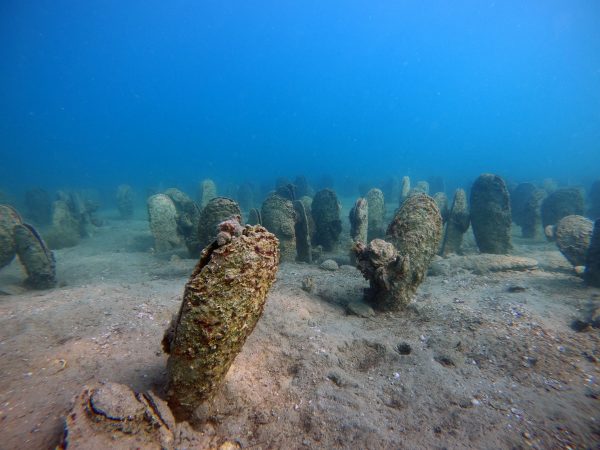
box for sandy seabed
[0,214,598,449]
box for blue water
[1,1,599,198]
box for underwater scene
[1,1,599,449]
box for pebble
[319,259,339,271]
[346,300,375,318]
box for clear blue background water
[1,1,599,196]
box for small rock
[319,259,339,271]
[522,356,537,367]
[346,300,375,318]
